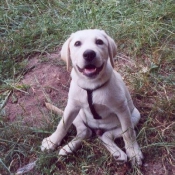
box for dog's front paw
[113,150,127,164]
[41,137,57,151]
[59,141,80,156]
[59,145,73,156]
[126,142,143,166]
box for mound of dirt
[5,51,70,126]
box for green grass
[0,0,175,174]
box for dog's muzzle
[77,63,104,78]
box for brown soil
[5,51,70,126]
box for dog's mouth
[77,64,104,78]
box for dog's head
[61,29,117,79]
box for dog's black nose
[83,50,96,62]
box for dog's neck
[72,66,109,120]
[71,62,113,120]
[71,62,113,91]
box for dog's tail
[45,102,63,116]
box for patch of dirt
[143,161,175,175]
[5,51,70,126]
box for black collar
[82,79,109,92]
[82,80,109,120]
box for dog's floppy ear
[101,30,117,68]
[61,35,72,71]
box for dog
[41,29,143,166]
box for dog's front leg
[115,104,143,166]
[41,102,80,151]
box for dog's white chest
[82,103,120,130]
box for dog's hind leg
[59,117,92,155]
[131,107,141,126]
[98,128,128,163]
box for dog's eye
[74,41,81,46]
[96,39,104,45]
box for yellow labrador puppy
[41,29,143,165]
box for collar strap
[83,80,109,120]
[86,90,102,119]
[83,79,109,92]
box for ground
[1,0,174,174]
[4,52,175,175]
[5,50,70,126]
